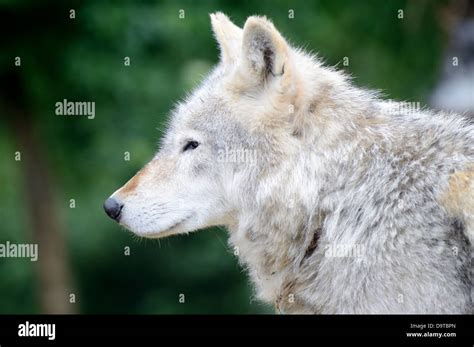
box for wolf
[104,13,474,313]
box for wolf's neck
[226,67,384,307]
[227,144,349,305]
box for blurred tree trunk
[2,70,75,314]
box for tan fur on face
[117,158,176,198]
[118,165,150,197]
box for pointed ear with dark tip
[210,12,242,64]
[241,16,289,82]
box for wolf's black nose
[103,198,123,222]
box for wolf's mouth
[120,212,195,239]
[146,213,195,238]
[163,214,193,231]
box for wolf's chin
[126,213,195,239]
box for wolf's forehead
[161,64,255,147]
[172,92,224,129]
[173,68,225,117]
[165,95,248,146]
[170,71,232,126]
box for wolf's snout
[103,197,123,222]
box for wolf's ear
[210,12,242,64]
[241,16,289,82]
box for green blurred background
[0,0,462,313]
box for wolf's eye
[183,140,199,152]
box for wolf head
[104,13,345,238]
